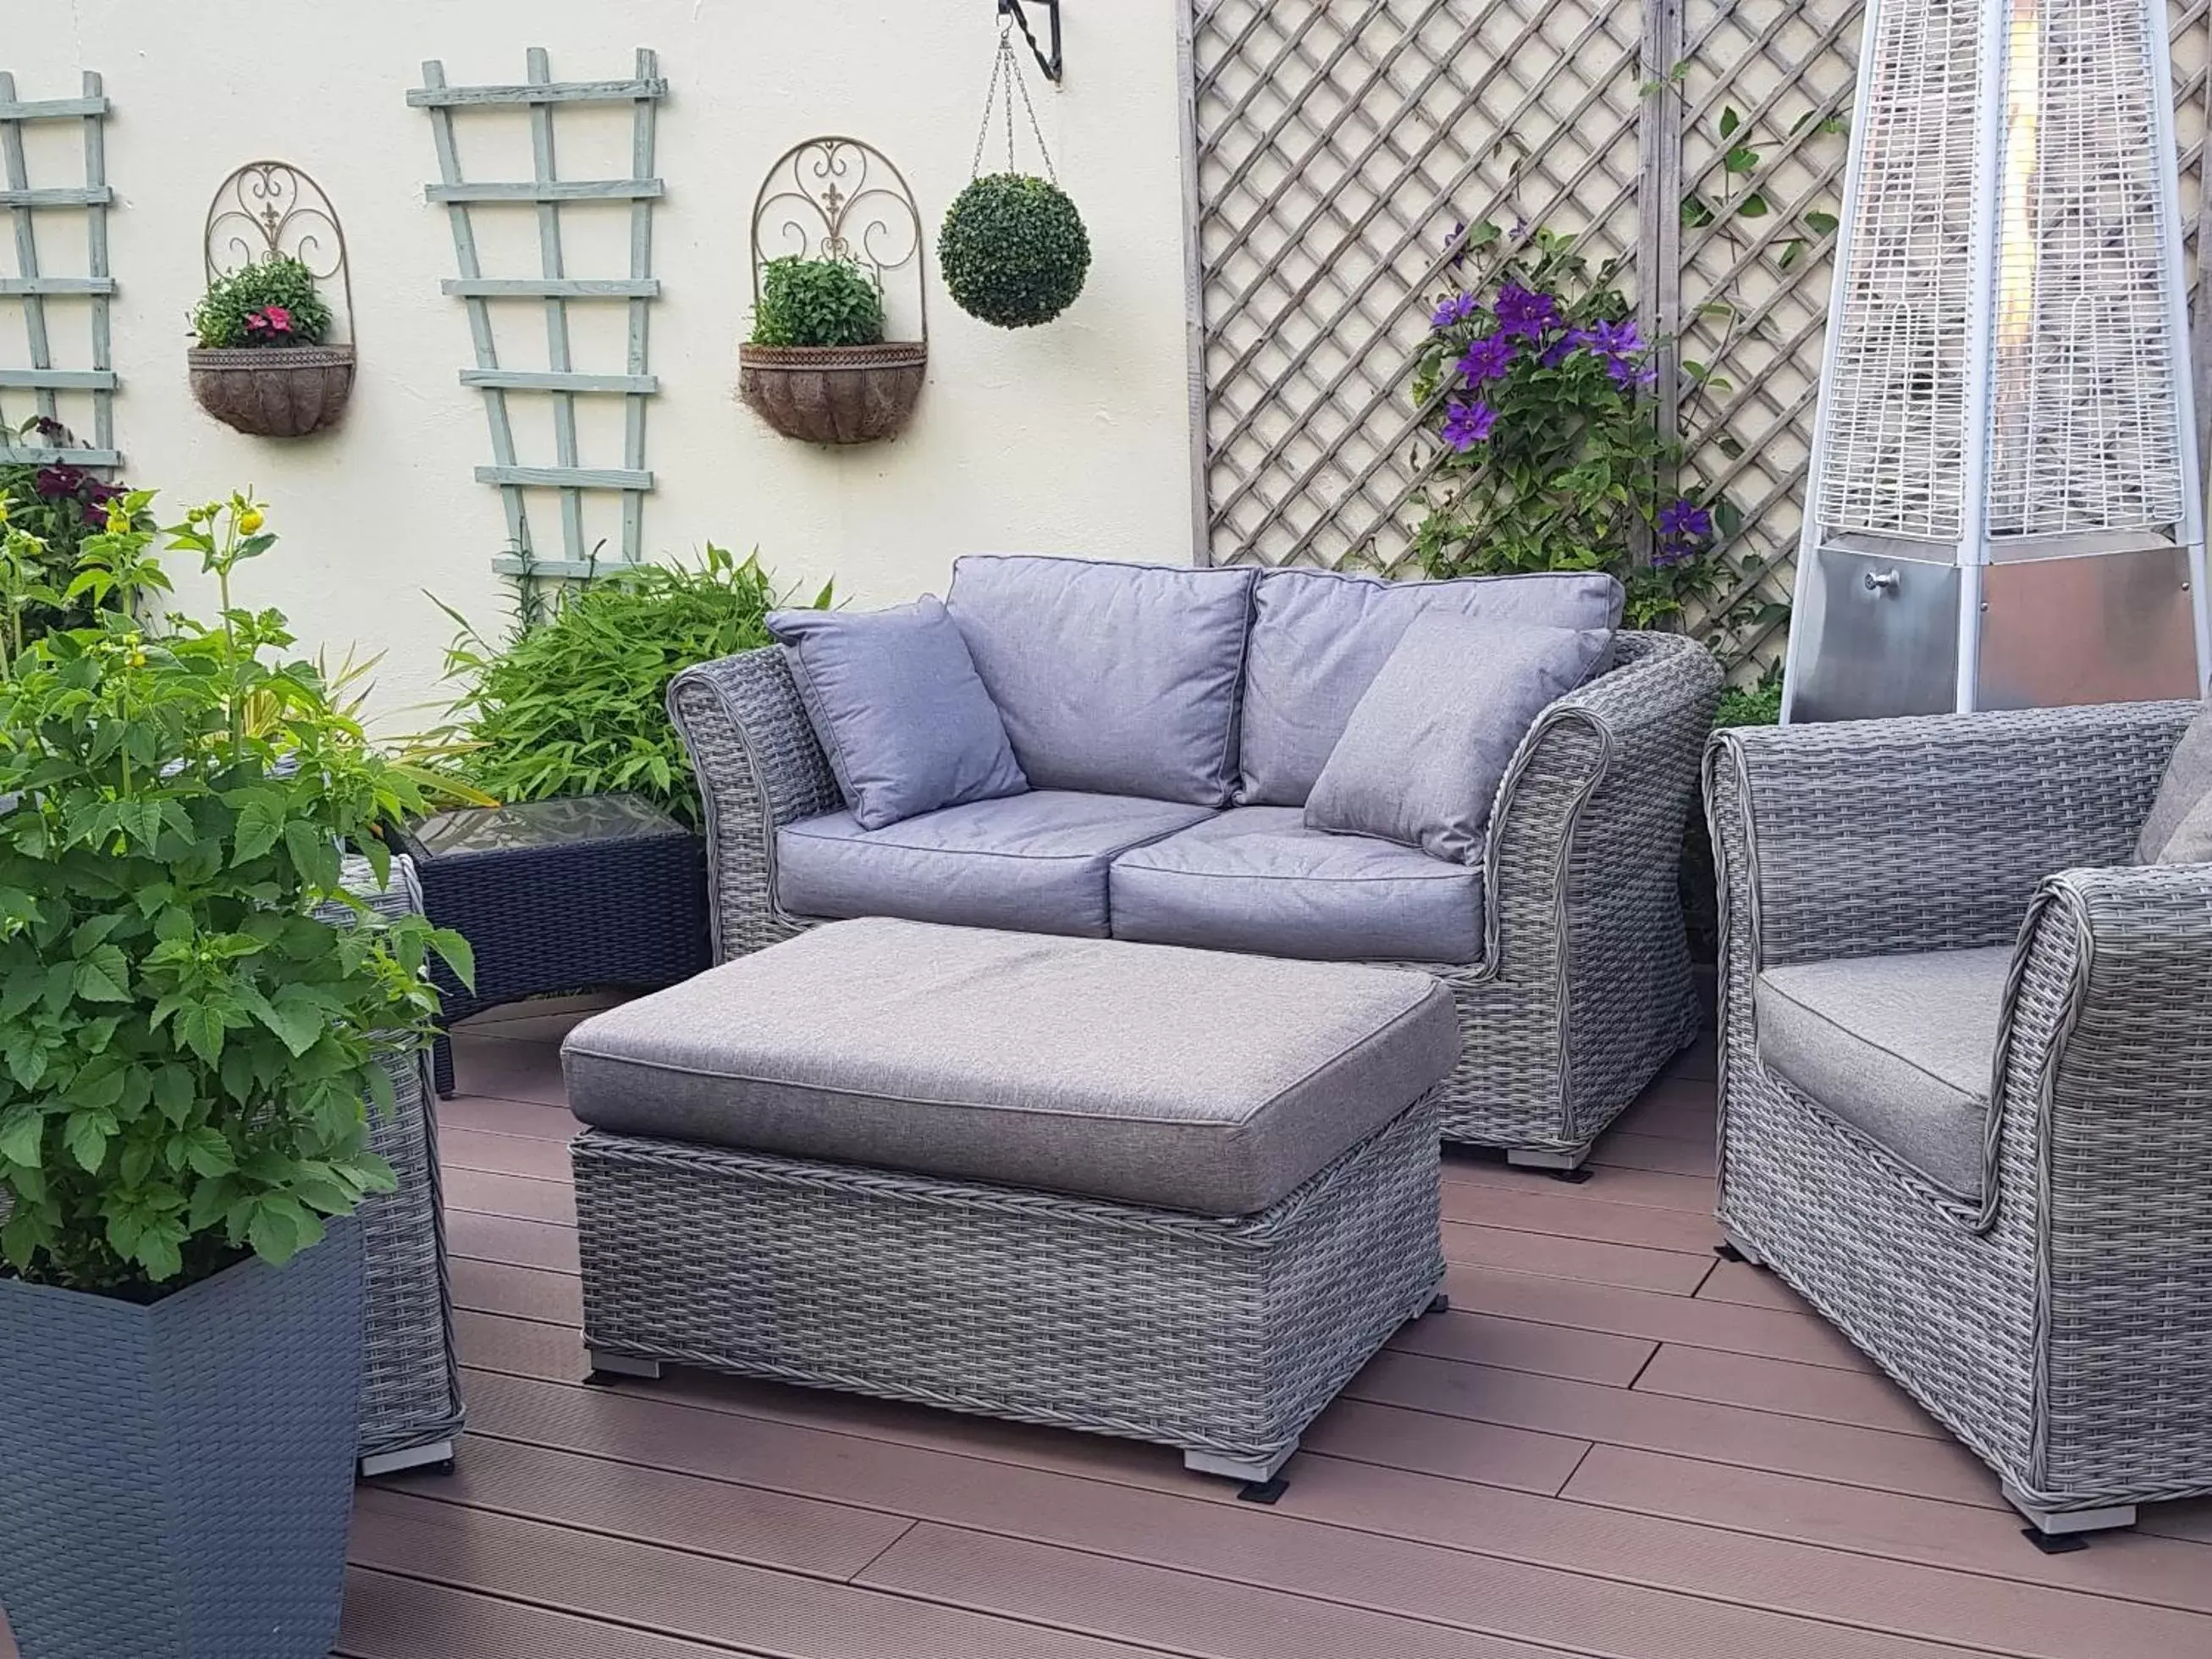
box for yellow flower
[239,508,265,535]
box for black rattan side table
[397,794,711,1098]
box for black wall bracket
[998,0,1063,85]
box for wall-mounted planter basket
[743,136,927,446]
[739,341,926,445]
[190,161,356,438]
[188,344,355,438]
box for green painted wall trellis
[409,47,666,577]
[0,69,118,470]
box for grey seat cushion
[1755,946,2012,1202]
[1304,613,1609,863]
[1109,806,1483,964]
[563,917,1459,1215]
[1237,567,1624,805]
[776,791,1211,938]
[946,554,1259,806]
[2138,703,2212,863]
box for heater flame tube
[1989,0,2039,539]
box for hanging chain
[968,21,1059,184]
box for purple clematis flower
[1431,292,1480,329]
[1441,399,1500,452]
[1456,332,1517,384]
[1493,284,1559,340]
[1654,498,1714,565]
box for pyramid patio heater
[1784,0,2210,722]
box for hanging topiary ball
[940,174,1092,329]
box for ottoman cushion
[562,917,1458,1215]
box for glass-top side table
[395,792,711,1098]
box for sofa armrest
[667,647,841,960]
[1705,700,2189,973]
[1985,864,2212,1370]
[1478,631,1720,1119]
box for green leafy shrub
[940,174,1091,328]
[1714,676,1783,728]
[433,546,832,826]
[749,256,887,349]
[0,418,150,642]
[190,255,334,350]
[1410,226,1726,628]
[0,495,469,1300]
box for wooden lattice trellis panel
[1183,0,1649,576]
[410,47,665,577]
[1183,1,2212,675]
[0,70,117,470]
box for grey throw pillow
[769,597,1028,832]
[1303,611,1610,863]
[2154,785,2212,864]
[2137,704,2212,863]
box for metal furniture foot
[357,1439,457,1480]
[1422,1292,1451,1316]
[586,1349,665,1382]
[1507,1145,1592,1182]
[2003,1484,2135,1547]
[1716,1233,1764,1267]
[1185,1443,1295,1501]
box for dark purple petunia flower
[1431,292,1480,329]
[1493,284,1559,340]
[33,464,87,499]
[1456,332,1517,384]
[30,416,68,441]
[1441,399,1500,452]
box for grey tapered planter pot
[0,1220,364,1659]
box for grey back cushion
[2137,703,2212,863]
[1304,612,1610,863]
[768,597,1027,831]
[1238,567,1623,804]
[946,554,1259,806]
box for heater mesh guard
[1816,0,2190,548]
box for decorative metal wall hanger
[996,0,1062,85]
[750,135,927,335]
[204,161,354,342]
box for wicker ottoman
[562,918,1456,1490]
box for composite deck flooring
[8,998,2211,1659]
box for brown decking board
[8,1022,2206,1659]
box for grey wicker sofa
[669,559,1720,1169]
[1706,701,2212,1536]
[335,855,466,1477]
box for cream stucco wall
[5,0,1197,724]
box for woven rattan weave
[333,855,466,1476]
[667,631,1718,1165]
[574,1093,1444,1481]
[1706,701,2212,1531]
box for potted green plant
[940,173,1091,328]
[0,493,467,1658]
[739,254,926,444]
[187,253,354,438]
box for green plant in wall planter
[0,493,469,1657]
[740,255,927,445]
[189,252,356,438]
[941,173,1090,328]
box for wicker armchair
[1706,701,2212,1535]
[670,630,1719,1166]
